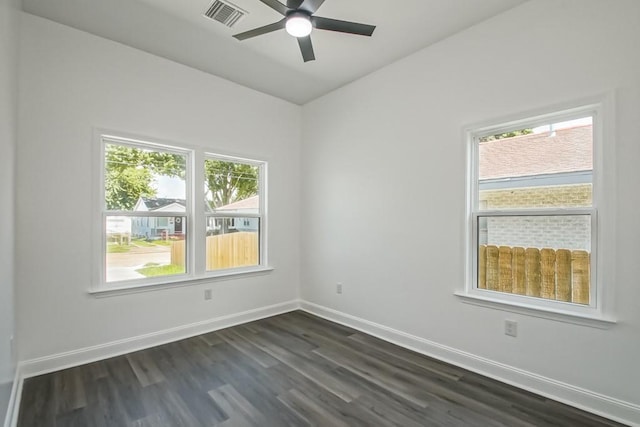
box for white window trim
[458,98,617,326]
[91,130,271,295]
[202,152,268,273]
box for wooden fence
[478,245,590,304]
[171,232,259,270]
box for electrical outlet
[204,289,212,300]
[336,282,343,294]
[505,320,518,337]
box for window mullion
[193,149,206,276]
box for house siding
[480,183,592,250]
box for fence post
[498,246,513,293]
[572,250,590,304]
[170,240,186,268]
[512,247,526,295]
[486,245,499,291]
[540,248,556,299]
[478,245,487,289]
[525,248,541,297]
[556,249,572,302]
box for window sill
[89,266,274,298]
[454,292,616,329]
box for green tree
[204,160,258,209]
[105,144,186,210]
[480,129,533,142]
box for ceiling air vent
[204,0,247,28]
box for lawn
[136,263,185,277]
[106,243,132,253]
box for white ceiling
[22,0,526,104]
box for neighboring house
[208,195,259,233]
[479,125,592,250]
[132,197,186,239]
[105,216,132,244]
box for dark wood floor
[19,310,624,426]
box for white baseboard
[300,300,640,427]
[6,300,299,427]
[3,369,20,427]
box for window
[464,104,603,318]
[204,155,263,271]
[97,133,268,291]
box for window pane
[204,159,259,212]
[477,215,591,305]
[106,215,186,282]
[478,118,593,210]
[205,217,259,271]
[104,142,187,212]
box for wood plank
[512,246,526,295]
[486,245,499,290]
[499,245,513,293]
[237,330,362,403]
[278,388,350,427]
[54,366,87,414]
[216,329,280,368]
[126,350,166,387]
[525,247,542,297]
[556,249,572,302]
[208,384,263,426]
[478,244,487,289]
[540,248,557,299]
[312,345,431,408]
[572,250,591,304]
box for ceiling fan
[233,0,376,62]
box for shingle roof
[479,125,592,180]
[141,198,186,210]
[216,195,259,211]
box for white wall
[0,0,19,411]
[302,0,640,421]
[16,14,301,361]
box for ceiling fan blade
[258,0,290,15]
[286,0,304,9]
[297,36,315,62]
[233,19,286,40]
[312,16,375,36]
[298,0,325,14]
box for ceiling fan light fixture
[286,12,312,37]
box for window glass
[104,143,186,211]
[478,117,592,210]
[471,114,595,307]
[103,140,188,283]
[204,158,261,271]
[477,215,591,305]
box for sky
[532,116,592,134]
[156,175,186,199]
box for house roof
[216,195,259,211]
[479,125,592,180]
[138,198,186,211]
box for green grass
[136,264,185,277]
[153,240,173,246]
[106,243,132,253]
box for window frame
[460,102,614,324]
[92,131,271,295]
[202,152,268,273]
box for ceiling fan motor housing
[285,11,313,37]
